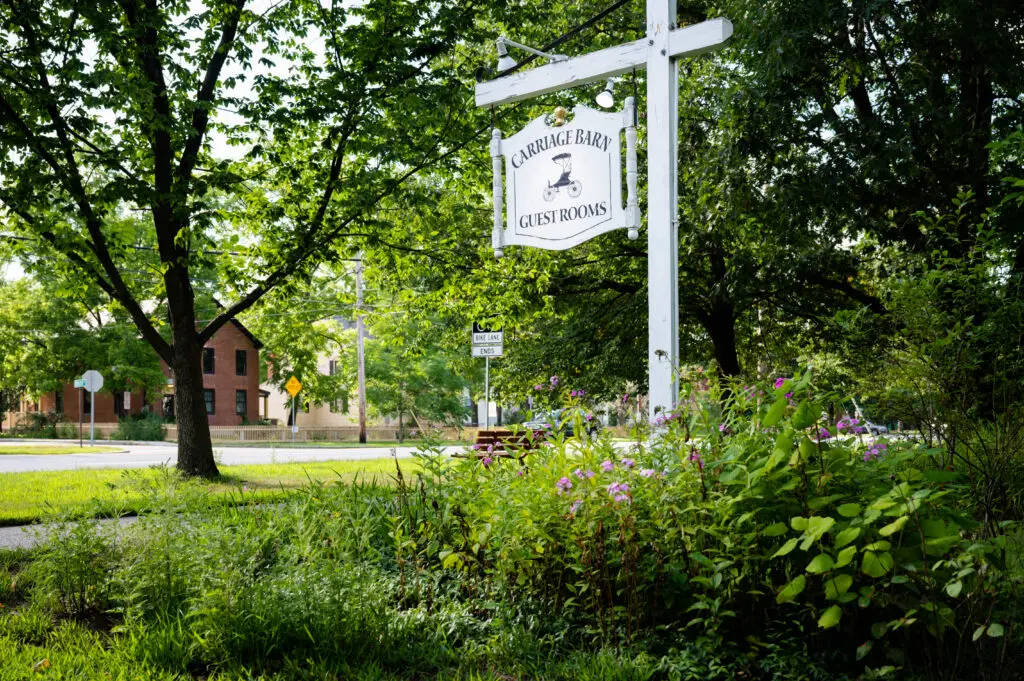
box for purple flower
[600,460,614,473]
[486,444,494,453]
[775,377,788,389]
[718,423,726,432]
[689,452,705,469]
[640,468,657,478]
[863,442,888,462]
[785,392,793,399]
[555,477,573,495]
[613,494,631,504]
[621,458,635,469]
[534,384,543,391]
[819,427,832,440]
[569,500,583,514]
[573,467,588,479]
[516,470,525,477]
[585,414,593,421]
[607,481,630,495]
[622,393,630,404]
[481,456,493,467]
[550,375,559,386]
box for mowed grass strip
[0,457,418,526]
[0,445,124,455]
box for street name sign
[489,104,638,254]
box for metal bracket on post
[623,96,640,240]
[490,128,505,258]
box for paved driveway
[0,440,462,474]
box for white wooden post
[475,11,732,426]
[646,0,680,421]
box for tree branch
[174,0,245,192]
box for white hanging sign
[490,100,639,255]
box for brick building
[10,318,263,427]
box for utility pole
[355,253,368,444]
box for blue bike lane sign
[489,102,639,255]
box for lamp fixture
[595,78,615,108]
[495,36,567,74]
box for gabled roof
[210,298,263,349]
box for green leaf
[791,516,809,531]
[973,625,986,642]
[945,580,963,598]
[835,546,857,568]
[987,623,1004,638]
[791,399,819,430]
[825,574,854,600]
[807,553,835,574]
[776,574,806,604]
[861,551,894,578]
[837,503,862,518]
[879,516,909,537]
[856,641,873,660]
[863,541,892,552]
[818,605,842,629]
[764,522,788,537]
[773,538,799,558]
[763,395,788,427]
[835,527,861,549]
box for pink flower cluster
[689,451,704,469]
[570,389,585,397]
[863,441,888,462]
[837,417,866,434]
[555,477,573,495]
[607,481,630,503]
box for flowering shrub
[413,370,1022,679]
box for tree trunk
[702,301,742,377]
[171,340,218,478]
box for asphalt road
[0,440,459,474]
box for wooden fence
[49,422,480,444]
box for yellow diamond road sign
[285,375,302,397]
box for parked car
[523,408,602,438]
[865,420,889,436]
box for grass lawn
[0,457,418,526]
[0,444,123,455]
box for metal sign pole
[89,390,95,446]
[78,388,82,447]
[291,396,296,442]
[484,356,490,431]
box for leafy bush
[2,377,1020,679]
[11,411,61,438]
[111,412,165,441]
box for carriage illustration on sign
[542,153,582,201]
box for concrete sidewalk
[0,439,459,474]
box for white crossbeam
[474,18,732,108]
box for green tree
[0,0,496,475]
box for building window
[204,389,215,415]
[203,347,215,374]
[235,390,247,416]
[328,359,338,375]
[55,391,64,415]
[329,399,339,413]
[236,349,247,376]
